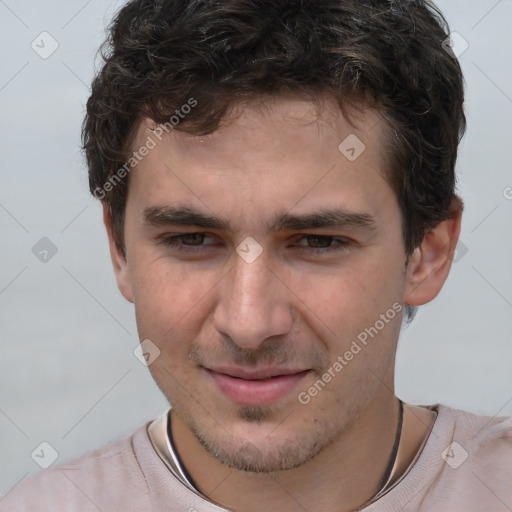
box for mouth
[204,366,311,406]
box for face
[114,97,413,472]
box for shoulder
[428,404,512,509]
[431,403,512,470]
[0,423,153,512]
[438,403,512,450]
[369,404,512,511]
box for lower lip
[207,370,310,406]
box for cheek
[130,255,217,343]
[291,257,403,334]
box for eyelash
[158,233,351,255]
[299,236,351,254]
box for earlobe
[404,206,462,306]
[102,203,134,303]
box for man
[2,0,511,511]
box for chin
[189,415,334,473]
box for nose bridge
[213,251,292,348]
[230,253,273,320]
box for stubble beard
[171,397,361,474]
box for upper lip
[205,366,309,380]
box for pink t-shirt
[1,404,511,511]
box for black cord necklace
[157,399,405,507]
[374,399,405,497]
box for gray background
[1,0,511,494]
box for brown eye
[305,235,334,248]
[178,233,206,246]
[158,233,217,251]
[295,235,351,255]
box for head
[83,0,465,472]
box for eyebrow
[143,205,377,233]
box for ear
[404,199,463,306]
[102,203,134,303]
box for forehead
[135,95,386,156]
[126,96,396,230]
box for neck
[171,389,423,512]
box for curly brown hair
[83,0,465,257]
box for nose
[213,250,293,350]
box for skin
[105,96,461,512]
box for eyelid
[293,234,352,253]
[154,232,210,251]
[294,234,351,244]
